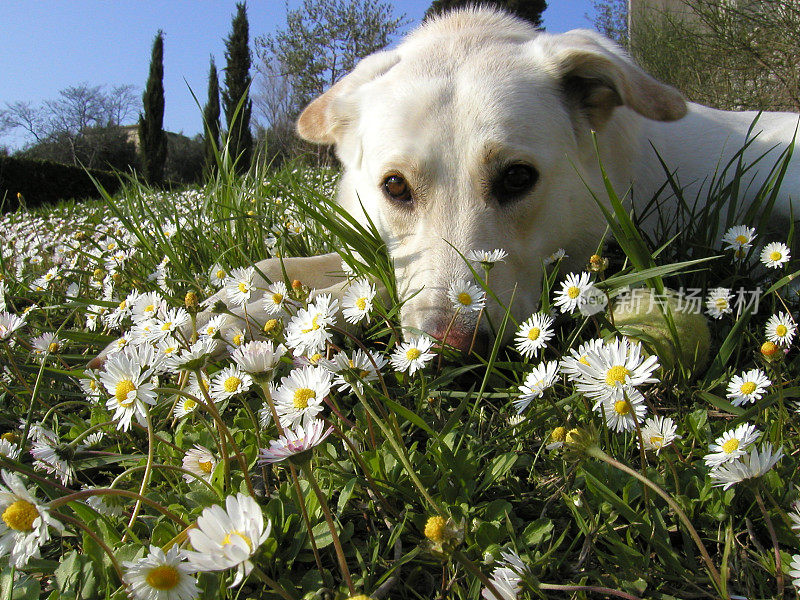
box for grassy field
[0,149,798,600]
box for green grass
[0,146,798,600]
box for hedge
[0,156,123,212]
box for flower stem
[250,565,298,600]
[539,583,642,600]
[754,487,783,595]
[585,445,723,594]
[452,549,503,600]
[49,488,187,526]
[301,462,355,595]
[54,511,124,582]
[123,406,155,542]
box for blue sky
[0,1,597,150]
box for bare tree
[0,83,140,168]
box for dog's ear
[297,50,401,145]
[547,29,687,127]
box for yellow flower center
[776,324,788,337]
[238,282,249,294]
[761,341,779,357]
[1,432,19,444]
[118,300,127,310]
[613,400,631,415]
[714,298,728,310]
[309,353,322,364]
[301,314,321,333]
[527,327,541,341]
[550,426,567,443]
[769,250,782,262]
[222,530,253,551]
[605,366,630,386]
[198,460,213,474]
[264,319,278,332]
[735,234,748,244]
[579,355,590,366]
[271,293,284,305]
[233,334,244,346]
[405,348,421,360]
[161,322,172,331]
[115,380,136,407]
[145,304,155,313]
[293,388,316,409]
[216,269,225,279]
[722,438,740,454]
[424,516,447,543]
[355,297,367,310]
[567,286,580,299]
[739,381,757,395]
[2,500,39,531]
[457,292,472,306]
[48,342,60,353]
[224,376,242,393]
[145,565,181,590]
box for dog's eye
[494,164,538,203]
[382,175,412,203]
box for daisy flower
[132,292,166,324]
[174,395,201,418]
[273,365,331,429]
[99,351,158,432]
[704,423,760,468]
[726,368,771,406]
[0,312,25,341]
[575,338,660,404]
[721,225,756,251]
[123,545,199,600]
[285,294,339,356]
[258,419,334,465]
[31,332,66,356]
[597,389,648,432]
[224,266,256,307]
[543,248,568,266]
[710,443,783,490]
[554,272,593,314]
[324,349,388,393]
[765,312,796,346]
[0,470,64,568]
[467,248,508,267]
[514,361,559,413]
[638,415,680,454]
[705,287,733,319]
[390,336,436,375]
[184,493,270,586]
[165,338,217,373]
[789,554,800,590]
[209,364,253,403]
[263,281,289,315]
[545,426,567,450]
[447,279,486,313]
[0,439,20,460]
[341,278,376,324]
[182,445,217,483]
[482,549,528,600]
[31,434,75,486]
[231,340,287,378]
[559,338,605,382]
[149,307,189,343]
[514,313,554,359]
[200,314,230,340]
[209,263,228,288]
[760,241,791,269]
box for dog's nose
[427,322,490,355]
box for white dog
[92,8,799,366]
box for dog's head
[296,8,686,352]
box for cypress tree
[139,30,168,186]
[203,56,221,172]
[222,2,253,173]
[425,0,547,27]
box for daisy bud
[587,254,608,273]
[92,268,105,282]
[111,272,121,283]
[423,515,463,556]
[263,318,283,337]
[760,341,780,360]
[184,291,199,313]
[73,231,86,241]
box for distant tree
[165,133,205,184]
[425,0,547,27]
[255,0,407,165]
[203,56,221,171]
[222,2,254,173]
[630,0,800,112]
[591,0,628,46]
[0,83,139,169]
[139,30,167,186]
